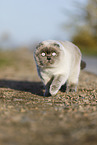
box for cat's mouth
[47,59,52,63]
[39,60,54,68]
[47,58,54,64]
[47,56,51,61]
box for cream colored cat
[34,40,86,96]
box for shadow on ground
[0,79,43,96]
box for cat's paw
[50,85,59,96]
[66,83,77,93]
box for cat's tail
[81,60,86,70]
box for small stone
[79,105,84,112]
[21,108,26,112]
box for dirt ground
[0,49,97,145]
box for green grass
[0,49,24,68]
[0,51,13,67]
[78,46,97,56]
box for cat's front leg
[40,71,53,96]
[50,75,67,96]
[44,78,53,96]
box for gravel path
[0,50,97,145]
[0,71,97,145]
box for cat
[34,40,86,96]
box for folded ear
[80,60,86,70]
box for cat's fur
[34,40,86,96]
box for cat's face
[34,41,61,68]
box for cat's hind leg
[66,66,80,92]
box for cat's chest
[41,66,64,77]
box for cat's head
[34,40,62,68]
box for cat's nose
[47,57,51,60]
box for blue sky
[0,0,87,45]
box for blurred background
[0,0,97,76]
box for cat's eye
[41,52,45,56]
[52,52,56,56]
